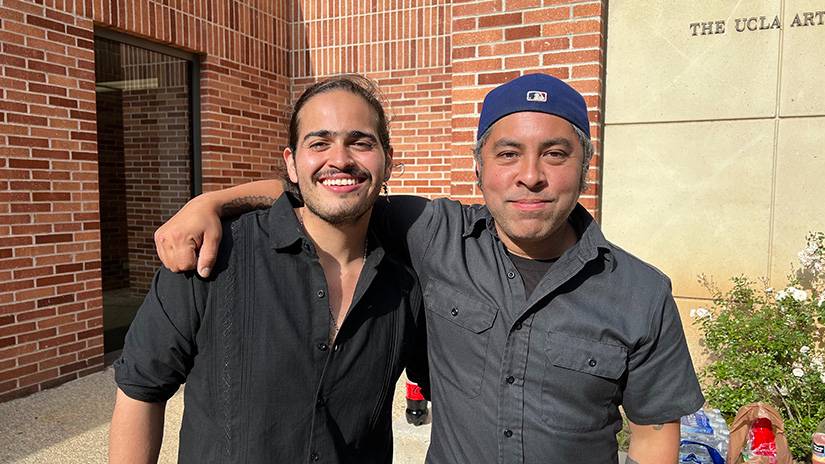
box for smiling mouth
[321,177,360,186]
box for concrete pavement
[0,368,430,463]
[0,369,627,463]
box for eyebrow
[492,137,574,151]
[302,130,378,143]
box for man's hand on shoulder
[154,180,283,277]
[155,195,224,277]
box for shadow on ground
[0,367,184,463]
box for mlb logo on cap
[526,91,547,102]
[476,73,591,140]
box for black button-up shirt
[114,194,427,463]
[374,197,704,464]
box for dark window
[94,30,200,355]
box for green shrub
[693,232,825,461]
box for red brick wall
[448,0,606,214]
[1,0,607,401]
[0,0,291,402]
[1,1,103,402]
[290,0,453,197]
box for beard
[303,191,375,225]
[298,165,380,225]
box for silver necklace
[327,237,367,343]
[297,211,367,343]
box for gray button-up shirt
[374,197,704,464]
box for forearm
[199,179,284,217]
[109,389,167,464]
[626,420,679,464]
[154,179,285,275]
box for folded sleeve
[113,267,207,403]
[622,282,705,424]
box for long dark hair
[287,74,391,154]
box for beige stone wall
[601,0,825,363]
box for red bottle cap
[406,381,425,401]
[751,418,776,450]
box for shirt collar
[268,192,307,250]
[267,193,387,266]
[462,207,492,238]
[568,203,612,262]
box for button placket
[498,311,534,463]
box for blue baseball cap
[476,73,590,140]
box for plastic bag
[680,440,726,464]
[727,403,792,464]
[680,408,729,463]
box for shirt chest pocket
[541,332,627,432]
[424,279,497,398]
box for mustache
[312,166,371,182]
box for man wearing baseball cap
[154,73,704,463]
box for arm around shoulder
[155,179,283,276]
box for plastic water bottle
[705,409,730,459]
[813,417,825,464]
[404,381,428,426]
[680,409,727,464]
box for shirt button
[310,452,320,461]
[333,344,340,352]
[317,290,325,298]
[514,322,522,331]
[317,343,328,351]
[506,271,516,279]
[506,376,515,384]
[588,358,597,367]
[450,307,459,317]
[503,428,513,438]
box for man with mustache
[109,75,428,463]
[154,73,704,463]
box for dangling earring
[382,182,389,195]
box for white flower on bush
[812,356,825,373]
[800,346,811,355]
[799,243,824,273]
[792,367,805,378]
[777,385,789,396]
[818,293,825,307]
[690,307,711,319]
[821,372,825,384]
[776,286,807,302]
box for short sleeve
[113,267,207,403]
[622,283,705,424]
[372,195,438,268]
